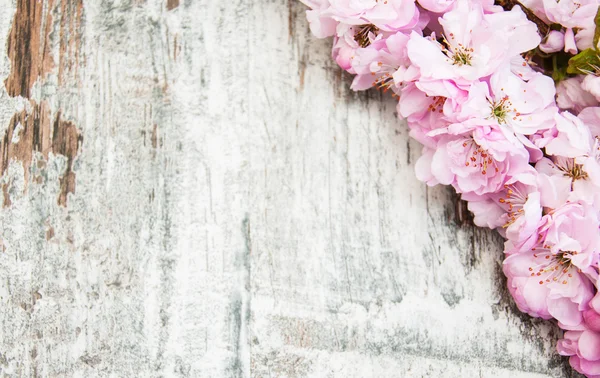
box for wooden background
[0,0,583,376]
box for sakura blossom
[503,243,595,326]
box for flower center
[462,138,498,175]
[498,184,527,228]
[489,96,511,124]
[529,248,578,285]
[354,24,379,48]
[439,36,474,66]
[452,50,472,66]
[371,60,402,95]
[427,96,445,113]
[556,158,588,181]
[373,74,399,97]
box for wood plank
[0,0,581,376]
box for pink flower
[301,0,338,38]
[504,200,600,328]
[556,76,600,114]
[457,68,557,136]
[522,0,600,47]
[477,172,542,237]
[465,193,507,229]
[539,148,600,209]
[535,156,589,207]
[398,79,468,147]
[400,89,452,148]
[302,0,424,71]
[546,112,596,158]
[542,112,600,205]
[539,201,600,270]
[350,32,418,91]
[530,126,559,150]
[541,0,598,30]
[406,1,540,83]
[503,243,595,326]
[415,120,531,196]
[327,0,420,31]
[332,30,362,71]
[465,171,544,253]
[559,330,600,377]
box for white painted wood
[0,0,582,376]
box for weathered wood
[0,0,582,376]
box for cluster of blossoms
[300,0,600,375]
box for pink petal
[584,310,600,332]
[548,297,582,327]
[579,331,600,361]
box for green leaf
[594,6,600,49]
[567,48,600,75]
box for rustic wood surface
[0,0,584,377]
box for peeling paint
[0,101,82,206]
[1,101,52,187]
[2,0,84,208]
[4,0,84,95]
[166,0,179,11]
[45,226,54,241]
[52,111,82,206]
[2,182,11,208]
[4,0,55,97]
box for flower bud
[540,30,565,53]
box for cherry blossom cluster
[300,0,600,375]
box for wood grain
[4,0,55,98]
[0,0,583,377]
